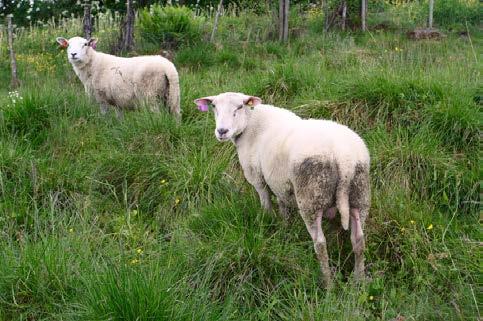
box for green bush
[138,5,203,49]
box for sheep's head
[56,36,97,66]
[194,92,261,142]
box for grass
[0,6,480,321]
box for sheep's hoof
[99,106,109,115]
[115,109,124,120]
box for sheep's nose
[71,53,77,57]
[217,128,228,136]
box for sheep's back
[90,54,174,107]
[286,119,370,167]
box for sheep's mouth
[216,135,230,142]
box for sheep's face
[194,92,262,142]
[56,36,97,66]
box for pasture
[0,3,480,320]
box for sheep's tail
[336,175,352,230]
[164,61,181,120]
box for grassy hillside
[0,7,480,321]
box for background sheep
[195,92,371,287]
[56,36,180,119]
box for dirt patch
[407,28,445,40]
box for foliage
[0,0,160,27]
[138,5,203,49]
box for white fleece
[62,37,180,118]
[196,92,370,230]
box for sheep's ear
[87,38,97,49]
[194,96,215,112]
[244,96,262,107]
[56,37,69,48]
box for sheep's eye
[233,105,242,116]
[84,43,88,46]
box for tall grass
[0,5,480,321]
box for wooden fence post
[210,0,223,42]
[341,1,347,31]
[117,0,135,52]
[83,0,93,39]
[322,0,329,32]
[7,16,20,89]
[361,0,367,31]
[279,0,289,42]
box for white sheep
[194,92,370,287]
[56,36,180,119]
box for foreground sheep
[56,36,180,119]
[194,92,370,287]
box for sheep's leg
[325,207,337,220]
[303,209,332,288]
[254,184,272,212]
[150,104,160,113]
[350,208,365,281]
[146,97,160,113]
[277,198,291,221]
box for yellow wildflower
[401,227,405,232]
[130,258,139,264]
[160,179,167,184]
[69,228,74,233]
[369,295,374,301]
[136,248,143,254]
[175,198,180,206]
[410,220,415,225]
[427,224,433,230]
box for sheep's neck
[233,109,262,149]
[72,52,96,83]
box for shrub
[138,5,203,49]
